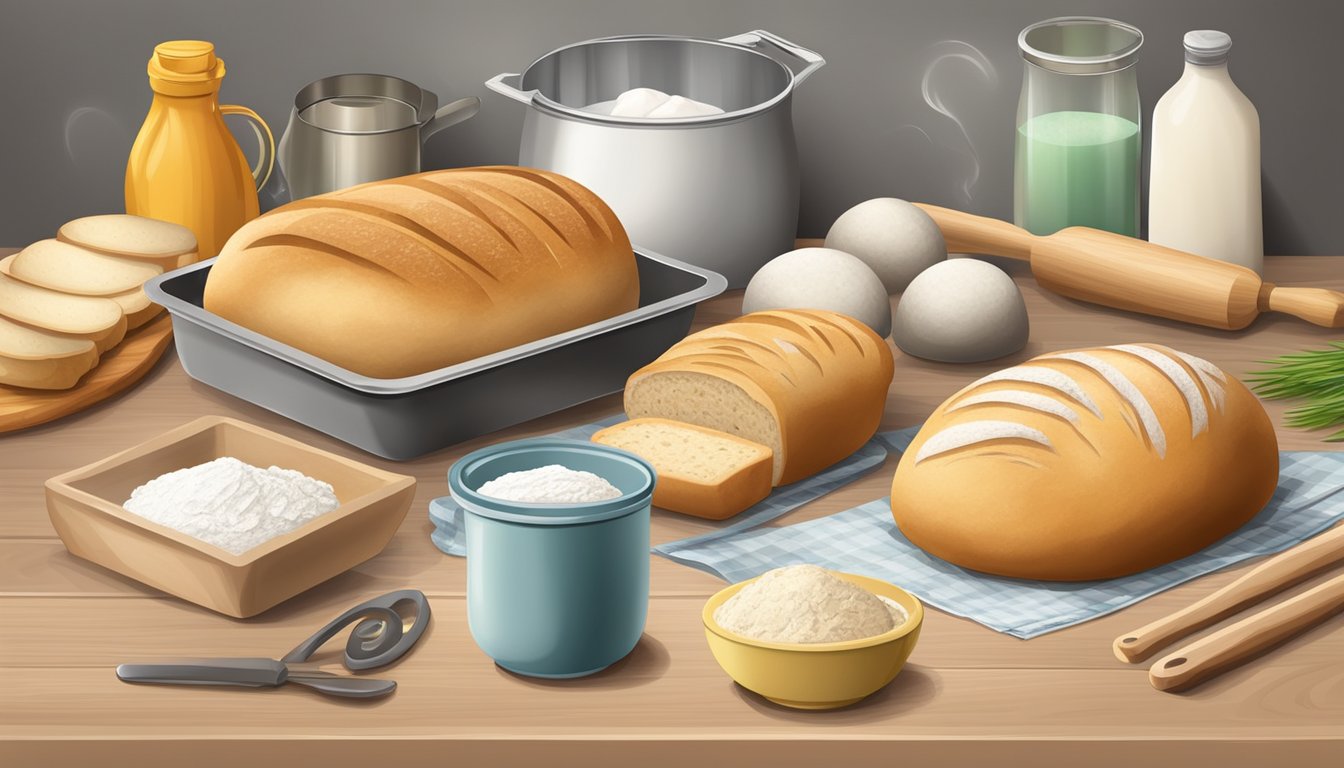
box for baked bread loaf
[203,166,639,379]
[624,309,894,486]
[592,417,773,520]
[890,344,1279,581]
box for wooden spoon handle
[1148,572,1344,692]
[1114,524,1344,662]
[1262,285,1344,328]
[912,204,1036,262]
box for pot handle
[485,72,538,105]
[422,96,481,141]
[720,30,826,86]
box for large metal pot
[486,30,824,287]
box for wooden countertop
[3,247,1343,767]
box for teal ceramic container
[450,438,655,678]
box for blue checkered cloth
[427,417,894,557]
[656,425,1344,638]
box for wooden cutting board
[0,312,174,433]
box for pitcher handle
[719,30,826,86]
[422,96,481,141]
[220,104,276,191]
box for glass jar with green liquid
[1015,17,1143,237]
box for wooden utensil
[914,204,1344,330]
[1113,524,1344,662]
[0,313,173,433]
[1148,571,1344,692]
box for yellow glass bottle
[125,40,274,260]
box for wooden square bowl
[45,416,416,618]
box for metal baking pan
[145,248,726,460]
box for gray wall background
[1,0,1340,253]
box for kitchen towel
[428,417,896,557]
[655,425,1344,639]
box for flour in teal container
[1014,110,1140,237]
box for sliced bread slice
[57,214,197,265]
[10,239,162,296]
[592,417,773,520]
[109,287,162,330]
[0,273,127,352]
[0,314,99,390]
[1,254,158,331]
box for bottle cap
[1184,30,1232,65]
[147,40,226,95]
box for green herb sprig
[1249,342,1344,441]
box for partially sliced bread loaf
[0,314,99,389]
[57,214,197,264]
[592,418,773,520]
[10,239,163,296]
[625,309,894,486]
[0,274,127,352]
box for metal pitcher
[278,73,479,200]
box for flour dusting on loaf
[891,343,1278,581]
[946,390,1081,424]
[914,420,1053,464]
[968,366,1102,418]
[1040,351,1168,457]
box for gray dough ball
[825,198,947,294]
[743,247,892,337]
[892,259,1029,363]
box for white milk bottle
[1148,31,1263,274]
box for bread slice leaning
[0,253,162,331]
[0,273,127,353]
[624,309,894,486]
[10,240,163,296]
[0,313,99,389]
[592,418,773,520]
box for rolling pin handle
[1260,284,1344,328]
[912,204,1036,262]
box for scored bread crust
[592,417,774,520]
[202,166,639,379]
[890,344,1279,581]
[624,309,895,486]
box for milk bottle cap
[1184,31,1232,66]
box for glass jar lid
[1019,16,1144,75]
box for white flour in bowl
[713,564,907,644]
[476,464,622,503]
[122,457,340,556]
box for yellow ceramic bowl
[702,571,924,710]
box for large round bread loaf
[624,309,894,485]
[890,344,1279,581]
[203,166,638,379]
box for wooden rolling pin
[1148,571,1344,692]
[914,204,1344,330]
[1113,523,1344,663]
